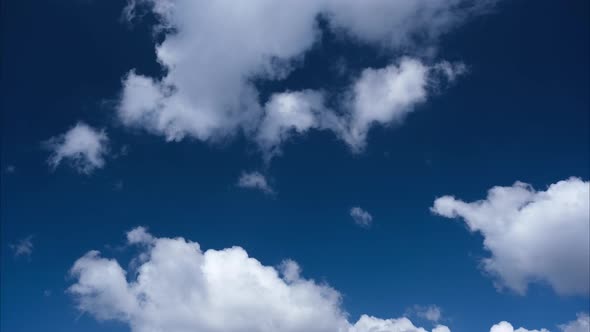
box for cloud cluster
[118,0,481,158]
[69,228,451,332]
[350,206,373,228]
[45,123,109,174]
[431,177,590,295]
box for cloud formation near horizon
[69,227,452,332]
[432,177,590,295]
[117,0,483,159]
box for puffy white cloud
[350,206,373,228]
[489,321,549,332]
[431,177,590,295]
[559,313,590,332]
[45,122,109,174]
[9,235,33,258]
[118,0,488,158]
[237,171,274,194]
[69,228,451,332]
[256,91,324,158]
[126,226,155,245]
[341,58,465,151]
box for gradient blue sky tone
[1,1,589,332]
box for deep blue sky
[1,1,589,332]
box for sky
[1,1,589,332]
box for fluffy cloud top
[350,206,373,228]
[69,228,451,332]
[45,123,109,174]
[431,177,590,295]
[118,0,482,158]
[237,171,274,194]
[489,321,549,332]
[559,313,590,332]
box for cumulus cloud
[559,313,590,332]
[45,122,109,174]
[350,206,373,228]
[431,177,590,295]
[69,227,451,332]
[237,171,274,194]
[117,0,486,158]
[256,90,325,158]
[489,321,549,332]
[9,235,34,258]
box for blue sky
[1,1,589,332]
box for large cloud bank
[118,0,485,158]
[431,177,590,295]
[69,227,451,332]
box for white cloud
[118,0,488,158]
[432,326,451,332]
[415,305,442,323]
[256,90,324,158]
[237,171,274,194]
[489,321,549,332]
[69,227,451,332]
[350,206,373,228]
[126,226,155,245]
[341,59,427,151]
[9,235,34,258]
[559,313,590,332]
[45,122,109,174]
[431,177,590,295]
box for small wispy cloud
[44,122,109,174]
[237,171,274,194]
[10,235,34,258]
[350,206,373,228]
[415,305,442,322]
[5,165,16,174]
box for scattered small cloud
[45,122,109,174]
[5,165,16,174]
[350,206,373,228]
[10,235,34,258]
[114,180,124,191]
[237,171,274,194]
[414,305,442,323]
[43,289,52,297]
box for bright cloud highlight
[431,177,590,295]
[69,228,451,332]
